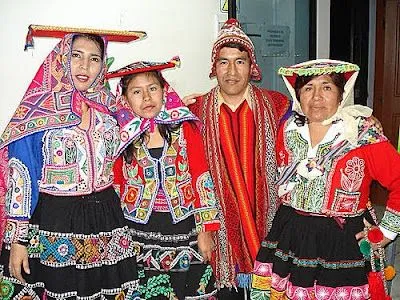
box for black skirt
[251,205,370,299]
[0,187,139,300]
[128,212,217,299]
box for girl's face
[70,36,103,91]
[123,73,164,119]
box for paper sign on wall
[220,0,240,13]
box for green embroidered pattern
[27,225,42,256]
[264,242,365,269]
[250,289,270,300]
[139,274,177,299]
[196,265,213,295]
[65,138,77,164]
[284,130,336,212]
[0,279,14,300]
[278,63,359,77]
[126,164,142,185]
[381,210,400,234]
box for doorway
[330,0,370,106]
[237,0,314,95]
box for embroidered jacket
[0,33,148,248]
[277,116,400,237]
[7,108,120,221]
[113,122,220,233]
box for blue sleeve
[281,101,292,125]
[7,131,44,220]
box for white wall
[0,0,224,132]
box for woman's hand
[182,93,203,106]
[355,218,392,251]
[355,230,391,248]
[9,243,30,283]
[197,231,215,263]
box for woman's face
[124,73,164,119]
[70,36,103,91]
[299,74,342,124]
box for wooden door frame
[370,0,387,204]
[373,0,386,122]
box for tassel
[24,25,34,51]
[367,227,383,243]
[359,239,371,256]
[368,272,386,300]
[170,56,181,68]
[236,273,251,289]
[384,265,396,281]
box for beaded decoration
[362,202,395,300]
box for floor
[390,237,400,299]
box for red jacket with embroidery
[276,117,400,235]
[113,122,220,232]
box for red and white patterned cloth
[0,147,8,252]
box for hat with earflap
[209,18,262,81]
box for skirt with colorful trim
[250,205,371,300]
[128,212,217,299]
[0,187,140,300]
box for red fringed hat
[209,18,261,81]
[1,24,147,148]
[25,24,147,50]
[106,56,180,79]
[106,57,198,132]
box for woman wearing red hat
[0,25,146,299]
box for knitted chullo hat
[209,18,262,81]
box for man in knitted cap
[186,18,289,298]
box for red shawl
[190,84,289,288]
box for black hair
[220,42,248,54]
[121,71,181,164]
[294,72,346,102]
[72,33,105,60]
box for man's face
[215,47,251,102]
